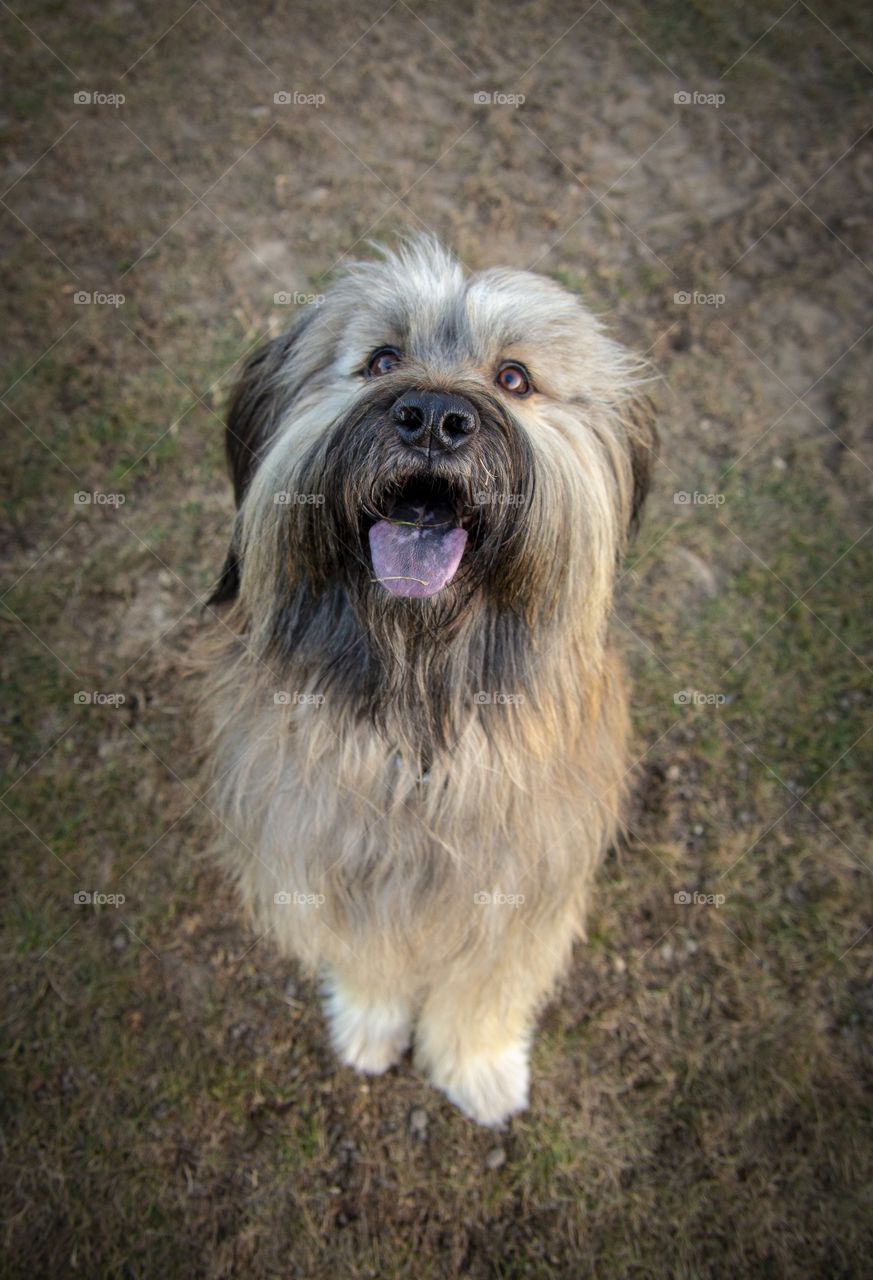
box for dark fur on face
[242,378,548,753]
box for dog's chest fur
[207,649,626,976]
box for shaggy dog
[198,237,654,1125]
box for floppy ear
[208,312,314,606]
[623,394,657,537]
[225,313,315,506]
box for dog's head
[211,237,654,738]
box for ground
[2,2,872,1277]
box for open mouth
[368,477,469,599]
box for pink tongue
[369,520,468,598]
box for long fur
[196,236,655,1125]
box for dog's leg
[415,925,577,1126]
[414,976,536,1127]
[322,971,413,1076]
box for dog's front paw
[323,982,411,1075]
[426,1042,530,1126]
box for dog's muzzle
[367,390,482,600]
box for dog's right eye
[365,347,402,377]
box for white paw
[427,1042,530,1126]
[323,981,411,1075]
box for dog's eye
[366,347,402,377]
[496,362,531,396]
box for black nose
[391,390,479,452]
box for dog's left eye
[366,347,402,377]
[496,362,532,396]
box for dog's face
[213,238,653,742]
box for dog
[197,236,654,1126]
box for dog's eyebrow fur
[331,236,579,369]
[430,299,467,358]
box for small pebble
[486,1147,506,1170]
[409,1107,428,1136]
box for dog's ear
[623,394,657,537]
[208,312,314,606]
[226,312,314,506]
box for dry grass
[2,2,872,1276]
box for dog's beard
[261,384,549,751]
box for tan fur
[194,237,654,1125]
